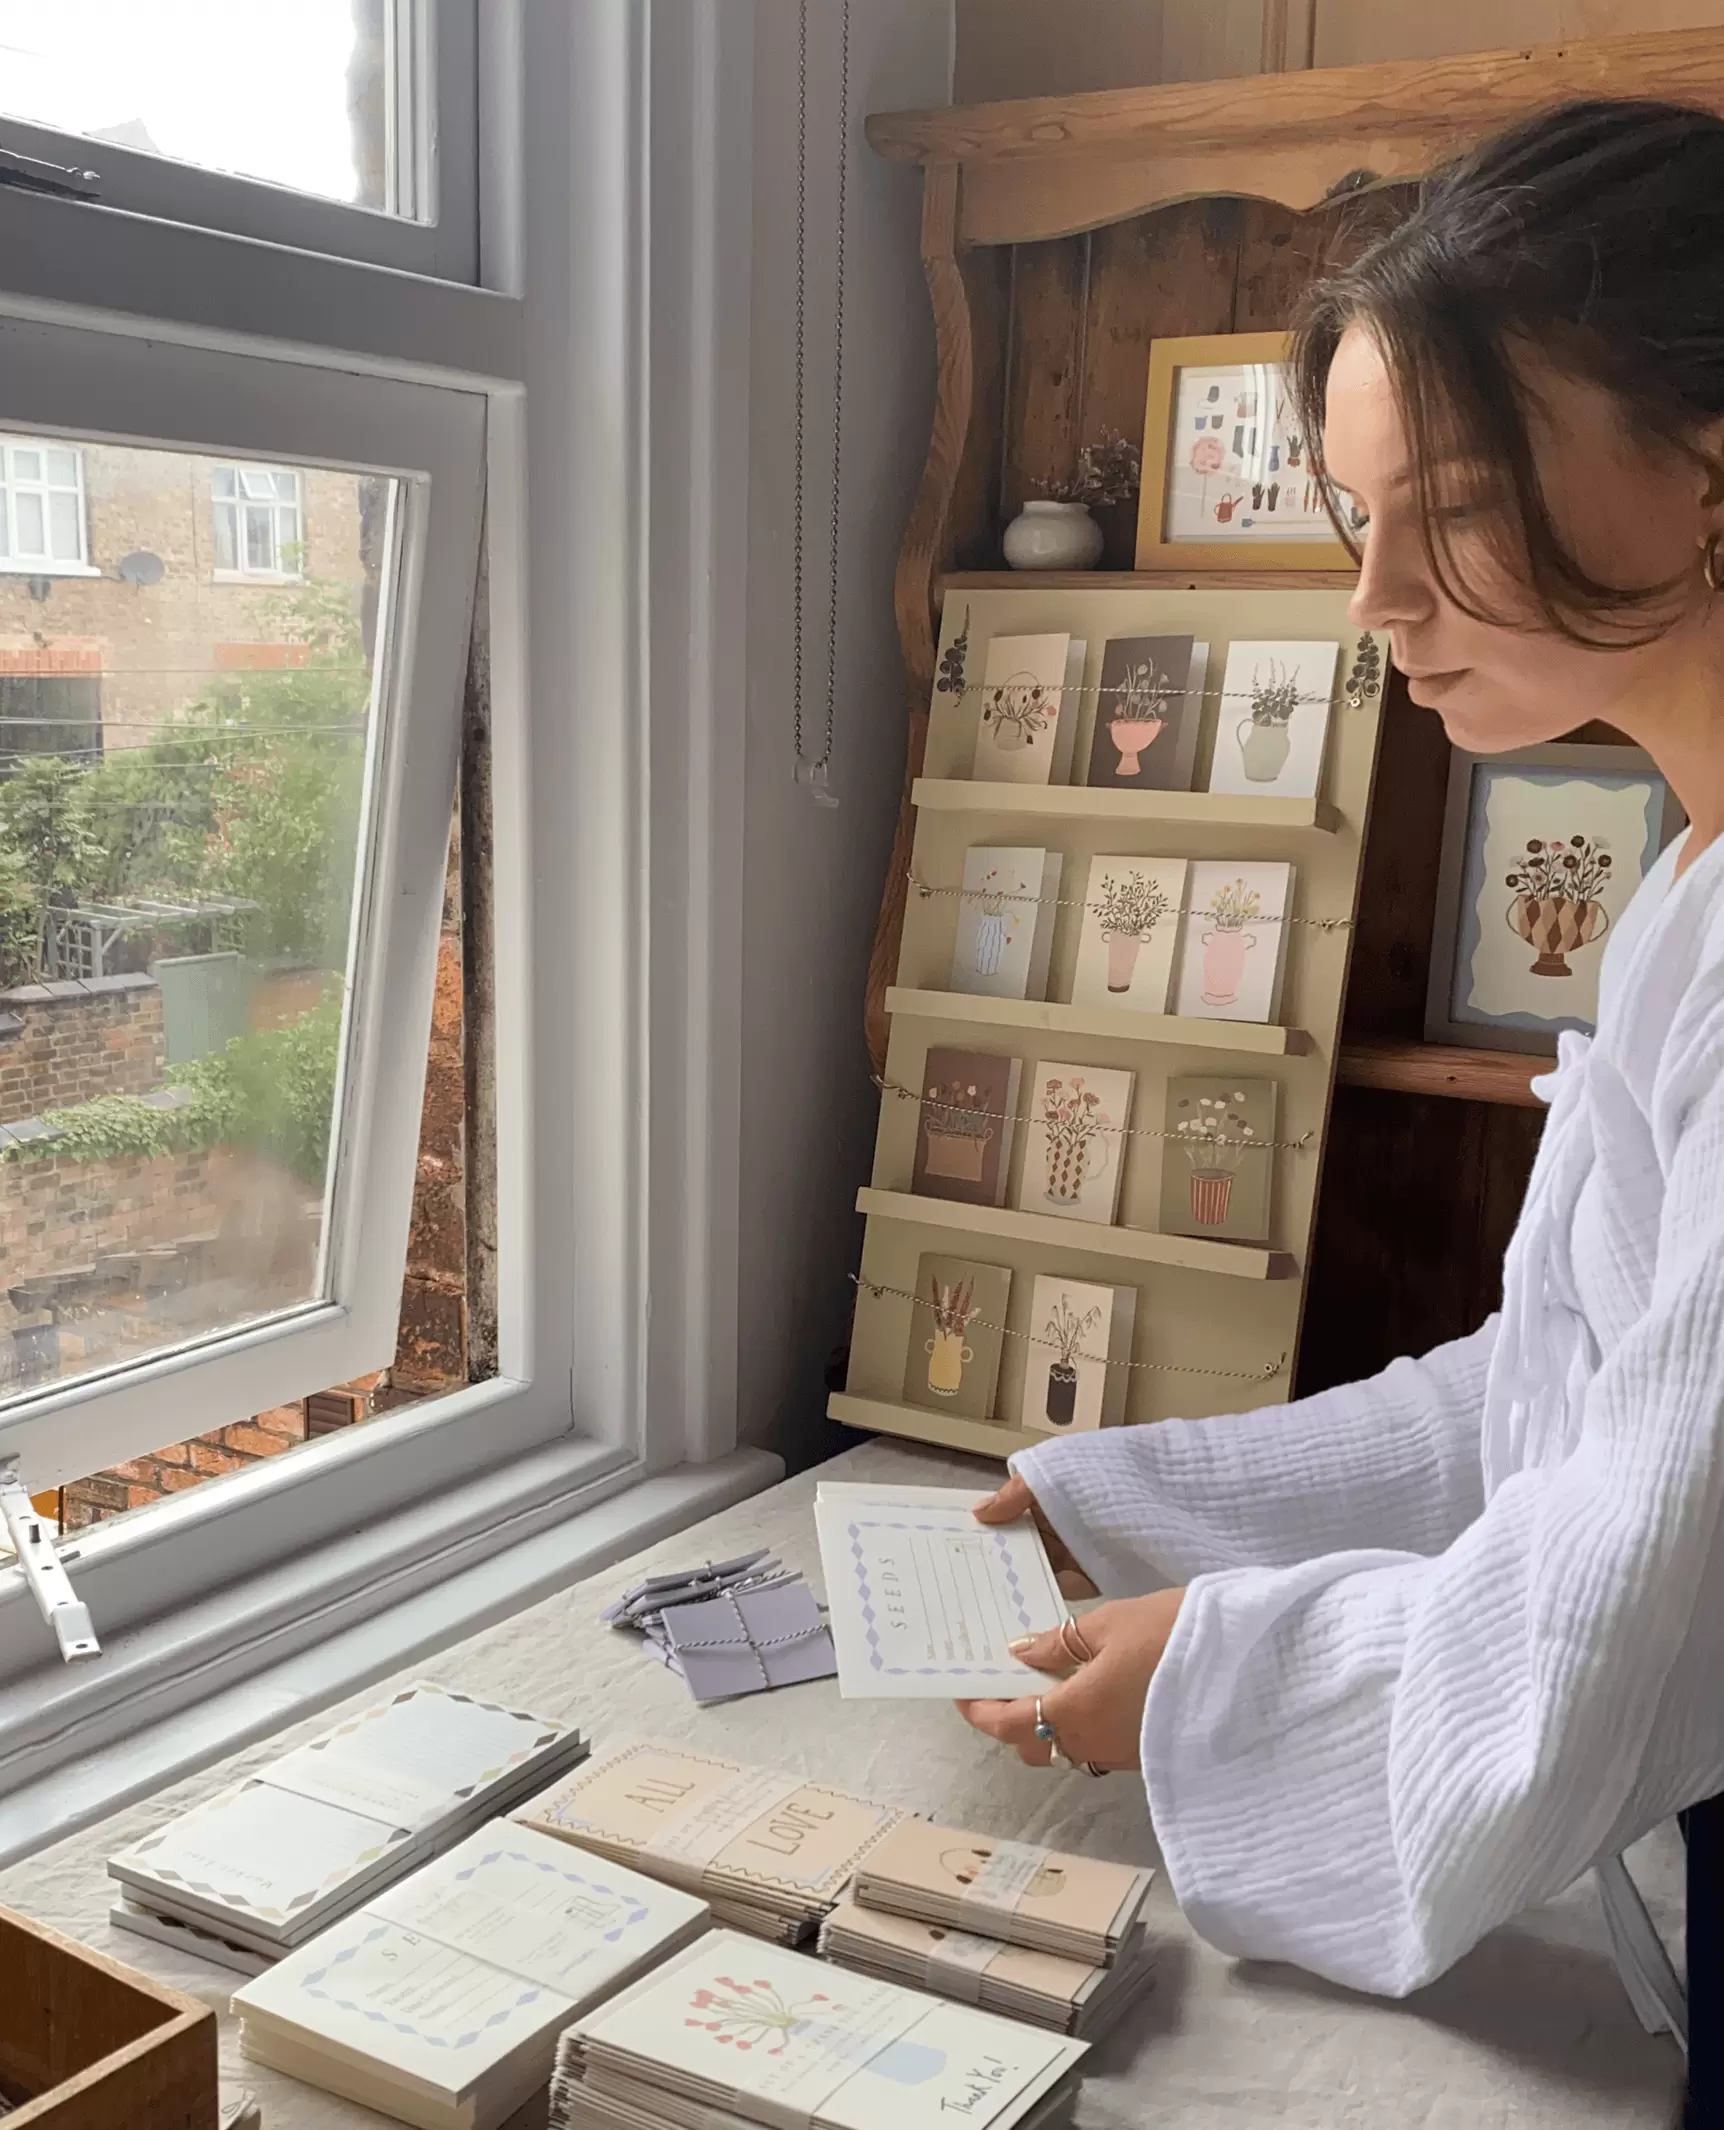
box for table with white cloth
[0,1439,1688,2130]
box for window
[0,440,93,574]
[0,0,479,279]
[211,463,304,579]
[0,6,768,1831]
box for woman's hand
[972,1473,1099,1599]
[955,1589,1185,1774]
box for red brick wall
[392,840,468,1394]
[0,1145,219,1319]
[0,979,164,1120]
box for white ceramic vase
[1002,499,1104,571]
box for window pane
[13,493,44,555]
[211,468,236,500]
[11,450,40,483]
[47,490,80,560]
[211,502,237,573]
[244,504,273,571]
[44,449,78,488]
[0,435,395,1408]
[0,1,394,211]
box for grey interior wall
[739,0,952,1460]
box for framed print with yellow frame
[1135,331,1357,571]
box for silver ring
[1032,1696,1056,1744]
[1082,1761,1107,1778]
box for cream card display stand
[832,586,1384,1459]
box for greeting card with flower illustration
[1440,758,1675,1045]
[971,632,1086,787]
[1158,1076,1277,1242]
[1071,855,1188,1012]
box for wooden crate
[0,1904,217,2129]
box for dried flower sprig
[1034,428,1142,507]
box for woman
[957,95,1724,2037]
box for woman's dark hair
[1292,99,1724,645]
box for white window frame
[0,313,483,1488]
[0,0,770,1846]
[0,436,98,577]
[0,0,479,282]
[210,460,306,580]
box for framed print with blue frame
[1425,743,1685,1055]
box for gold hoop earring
[1705,532,1724,594]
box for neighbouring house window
[212,464,305,579]
[0,440,89,570]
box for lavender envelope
[659,1580,836,1704]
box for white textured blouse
[1014,828,1724,1996]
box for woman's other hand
[955,1589,1185,1773]
[972,1473,1099,1599]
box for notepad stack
[109,1680,589,1973]
[819,1894,1153,2040]
[852,1820,1154,1965]
[233,1824,710,2130]
[515,1739,905,1944]
[547,1930,1088,2130]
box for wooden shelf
[885,985,1311,1057]
[1337,1039,1547,1108]
[857,1187,1293,1280]
[828,1393,1042,1462]
[912,778,1339,832]
[937,569,1359,598]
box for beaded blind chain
[870,1073,1316,1153]
[851,1274,1287,1384]
[791,0,851,810]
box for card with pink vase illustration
[1085,634,1207,791]
[910,1048,1021,1208]
[949,846,1063,1001]
[1206,638,1339,799]
[559,1928,1087,2130]
[1170,861,1295,1024]
[901,1254,1012,1421]
[1159,1077,1277,1242]
[1017,1274,1135,1436]
[1069,855,1188,1013]
[1013,1062,1135,1226]
[971,631,1087,786]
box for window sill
[0,1437,780,1866]
[0,560,101,579]
[211,568,307,585]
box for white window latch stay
[0,1461,100,1663]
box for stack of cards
[515,1740,905,1944]
[108,1682,589,1974]
[852,1820,1154,1967]
[603,1552,836,1704]
[819,1894,1155,2040]
[233,1825,711,2130]
[548,1931,1087,2130]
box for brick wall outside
[391,832,468,1397]
[0,978,164,1120]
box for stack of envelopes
[851,1819,1154,1966]
[604,1550,836,1703]
[233,1824,710,2130]
[514,1739,903,1944]
[547,1930,1088,2130]
[107,1681,588,1974]
[818,1893,1154,2039]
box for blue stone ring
[1033,1696,1057,1745]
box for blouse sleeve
[1008,1321,1493,1597]
[1140,1053,1724,1995]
